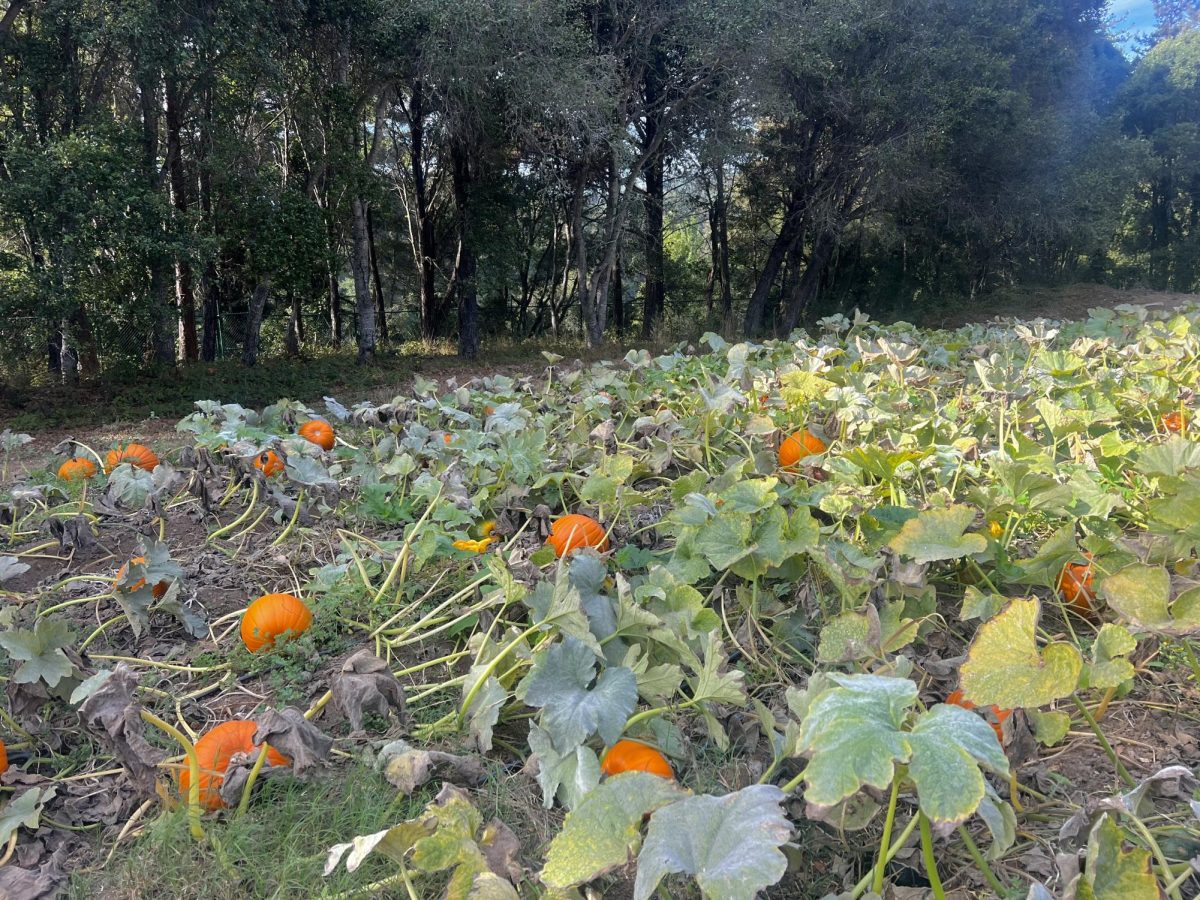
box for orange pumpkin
[1058,555,1097,615]
[105,443,159,473]
[443,433,454,445]
[0,738,7,775]
[241,593,313,652]
[600,740,673,780]
[946,690,1011,744]
[547,514,609,557]
[178,720,289,810]
[778,429,827,468]
[484,406,495,416]
[58,458,98,482]
[114,557,169,600]
[297,420,335,451]
[1162,411,1187,434]
[254,450,284,477]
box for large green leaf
[889,505,987,563]
[1084,624,1137,689]
[0,787,55,845]
[1099,564,1200,636]
[959,599,1082,708]
[1076,815,1162,900]
[906,704,1009,825]
[527,724,601,810]
[0,618,77,688]
[540,773,685,890]
[519,637,637,753]
[633,786,791,900]
[794,674,917,808]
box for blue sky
[1108,0,1157,48]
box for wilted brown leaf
[76,667,163,796]
[329,650,407,735]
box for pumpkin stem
[138,710,205,842]
[208,479,261,542]
[1070,692,1135,787]
[872,774,903,894]
[270,489,305,546]
[234,745,270,819]
[918,812,945,900]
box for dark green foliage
[0,0,1195,381]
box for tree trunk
[350,196,376,363]
[328,268,343,348]
[198,84,219,363]
[613,248,625,336]
[713,163,734,334]
[407,81,440,341]
[744,185,805,336]
[451,143,479,359]
[241,277,272,367]
[641,55,666,338]
[165,75,198,361]
[367,206,387,342]
[285,292,301,357]
[781,230,838,334]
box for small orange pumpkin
[241,593,313,652]
[946,690,1011,744]
[114,557,169,600]
[778,429,827,468]
[601,740,673,780]
[254,450,284,477]
[58,458,98,482]
[1057,555,1096,615]
[547,514,609,557]
[105,443,159,473]
[297,420,335,451]
[178,720,289,810]
[484,405,495,416]
[443,433,454,445]
[1162,411,1187,434]
[0,738,7,775]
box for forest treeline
[0,0,1197,378]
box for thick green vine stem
[919,812,946,900]
[234,746,271,820]
[1070,693,1136,787]
[138,710,204,841]
[956,824,1007,895]
[873,773,904,894]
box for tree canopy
[0,0,1196,378]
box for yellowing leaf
[1100,564,1200,636]
[959,599,1081,709]
[540,772,684,890]
[889,505,987,564]
[1076,815,1162,900]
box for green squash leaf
[1076,815,1162,900]
[889,505,987,564]
[633,785,791,900]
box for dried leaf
[378,740,487,796]
[330,649,408,734]
[76,666,163,796]
[254,707,332,775]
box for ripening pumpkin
[945,690,1011,744]
[1057,555,1097,615]
[114,557,169,600]
[778,429,827,468]
[0,738,7,775]
[1162,410,1187,434]
[600,740,673,780]
[297,420,335,451]
[254,450,284,477]
[241,592,313,652]
[178,720,289,810]
[58,458,98,482]
[443,433,454,445]
[547,513,609,557]
[105,443,159,473]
